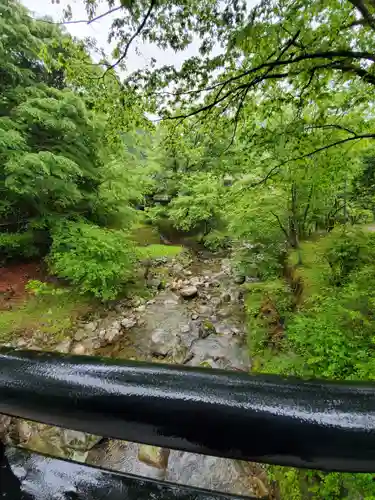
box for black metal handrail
[1,348,375,472]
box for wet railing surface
[1,348,375,499]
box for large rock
[233,275,246,284]
[121,317,137,329]
[84,321,98,332]
[16,420,32,443]
[151,329,174,356]
[138,445,170,470]
[62,429,102,452]
[179,286,198,299]
[87,440,166,480]
[103,328,121,343]
[74,329,87,342]
[71,338,98,356]
[55,339,72,353]
[220,292,232,303]
[0,415,11,440]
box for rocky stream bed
[0,250,271,499]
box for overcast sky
[21,0,207,75]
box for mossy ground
[0,290,94,344]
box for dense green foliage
[48,221,137,300]
[4,0,375,496]
[0,0,157,298]
[246,228,375,498]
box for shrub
[202,230,231,251]
[233,241,286,280]
[48,220,137,300]
[0,230,39,264]
[324,228,375,285]
[25,279,68,296]
[248,231,375,498]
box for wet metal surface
[0,442,253,499]
[1,348,375,471]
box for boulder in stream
[151,328,175,356]
[179,286,198,299]
[121,317,137,329]
[138,445,170,470]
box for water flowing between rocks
[1,251,270,498]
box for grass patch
[0,290,93,345]
[131,223,161,245]
[288,237,331,305]
[136,244,183,260]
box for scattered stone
[147,299,156,305]
[199,359,219,369]
[221,259,231,274]
[214,324,233,336]
[180,324,191,334]
[229,289,244,302]
[71,338,98,356]
[16,339,28,348]
[182,352,195,364]
[199,326,210,339]
[220,292,232,303]
[71,343,87,355]
[199,320,216,338]
[198,305,212,316]
[217,308,230,318]
[136,305,146,312]
[84,321,98,332]
[209,280,221,287]
[147,278,163,289]
[185,270,192,276]
[190,277,202,287]
[191,313,199,320]
[114,304,125,314]
[155,257,168,265]
[0,415,11,441]
[55,339,72,353]
[16,421,32,443]
[171,263,184,275]
[74,329,87,342]
[138,445,170,470]
[103,327,121,343]
[233,275,246,284]
[245,276,259,283]
[210,297,222,308]
[151,329,173,357]
[23,425,66,458]
[179,286,198,299]
[252,476,269,498]
[63,430,102,452]
[164,298,179,306]
[121,317,137,329]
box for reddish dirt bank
[0,262,44,309]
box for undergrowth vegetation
[0,289,93,344]
[3,0,375,497]
[246,228,375,498]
